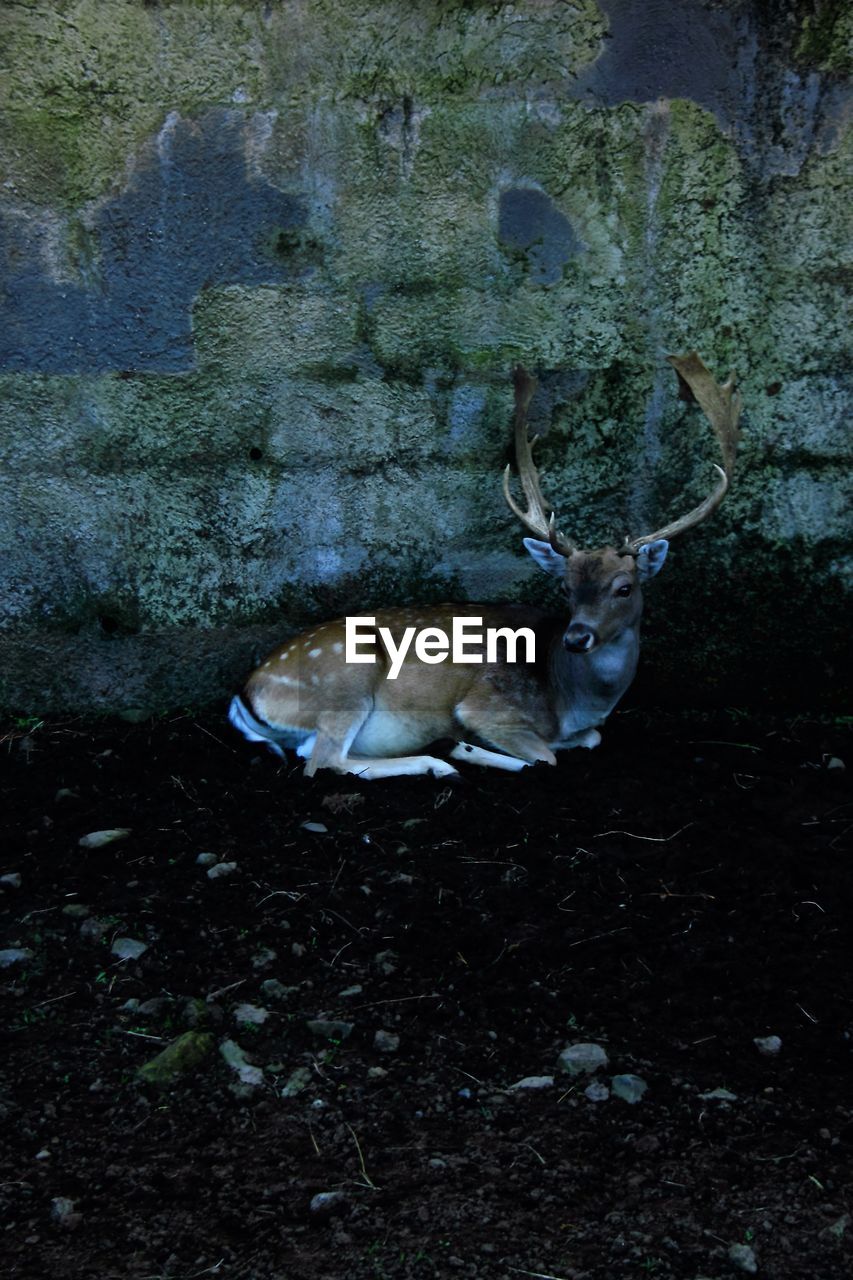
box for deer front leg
[304,702,457,779]
[454,698,557,770]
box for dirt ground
[1,706,851,1280]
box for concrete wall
[0,0,850,714]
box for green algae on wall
[0,0,850,713]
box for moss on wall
[0,0,849,713]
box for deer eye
[614,583,632,597]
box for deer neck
[548,622,640,736]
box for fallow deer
[230,352,741,779]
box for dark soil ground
[1,707,851,1280]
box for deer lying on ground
[230,352,741,778]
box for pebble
[0,873,22,889]
[111,937,148,961]
[611,1074,648,1104]
[310,1191,347,1216]
[219,1038,264,1088]
[753,1035,782,1056]
[306,1019,354,1042]
[207,861,238,879]
[825,755,845,771]
[50,1197,81,1229]
[234,1003,270,1026]
[78,828,131,849]
[62,903,90,919]
[585,1080,610,1102]
[261,979,297,1001]
[79,918,108,942]
[509,1075,554,1091]
[557,1042,609,1076]
[0,948,34,968]
[281,1067,312,1097]
[195,852,218,867]
[728,1242,758,1273]
[252,947,278,970]
[339,984,363,998]
[701,1087,738,1102]
[373,1029,400,1053]
[301,821,328,834]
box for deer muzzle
[563,622,598,654]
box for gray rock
[260,979,297,1001]
[234,1002,270,1027]
[207,861,238,879]
[309,1190,347,1216]
[0,948,34,968]
[373,1029,400,1053]
[78,828,131,849]
[79,917,108,942]
[252,947,278,970]
[585,1080,610,1102]
[611,1074,648,1104]
[50,1196,81,1229]
[220,1038,264,1087]
[0,873,22,889]
[557,1042,609,1076]
[753,1035,782,1056]
[195,852,218,867]
[62,903,90,919]
[728,1242,758,1273]
[701,1087,739,1102]
[509,1075,555,1091]
[339,984,363,998]
[306,1019,354,1042]
[111,937,148,961]
[281,1066,313,1097]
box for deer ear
[636,539,669,580]
[523,537,567,578]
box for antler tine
[503,365,576,556]
[625,351,742,554]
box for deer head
[503,353,741,653]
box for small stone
[701,1087,739,1102]
[78,828,132,849]
[35,1149,50,1161]
[753,1035,782,1056]
[195,852,218,867]
[367,1066,388,1080]
[136,1032,213,1088]
[728,1242,758,1273]
[281,1067,313,1097]
[62,903,90,919]
[820,1213,849,1242]
[825,755,845,771]
[111,937,148,961]
[611,1074,648,1104]
[50,1197,81,1229]
[557,1042,609,1076]
[207,861,238,879]
[309,1191,347,1217]
[55,788,78,802]
[261,979,296,1001]
[301,821,328,834]
[0,948,34,968]
[373,1029,400,1053]
[138,997,170,1019]
[234,1003,270,1027]
[220,1040,264,1091]
[252,947,278,970]
[79,917,108,942]
[339,984,363,998]
[374,949,398,975]
[585,1080,610,1102]
[306,1019,354,1042]
[0,873,21,889]
[509,1075,554,1091]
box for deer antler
[502,366,576,556]
[624,351,741,553]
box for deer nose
[564,624,597,653]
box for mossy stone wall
[0,0,850,713]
